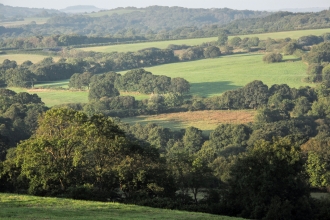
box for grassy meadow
[0,54,59,65]
[0,17,49,27]
[87,9,145,17]
[8,53,310,107]
[0,193,243,220]
[144,54,311,97]
[80,28,330,53]
[122,110,255,135]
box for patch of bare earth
[146,110,255,125]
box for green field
[80,37,217,53]
[80,28,330,53]
[8,54,311,106]
[0,193,242,220]
[87,9,145,17]
[0,17,49,27]
[0,54,59,65]
[139,54,311,97]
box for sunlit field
[0,54,59,65]
[80,28,330,53]
[122,110,255,135]
[0,193,243,220]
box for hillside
[60,5,103,13]
[225,10,330,34]
[0,193,243,220]
[0,4,62,19]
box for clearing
[0,54,59,65]
[80,28,330,53]
[0,193,243,220]
[122,110,255,135]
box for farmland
[0,193,243,220]
[0,54,59,65]
[143,54,310,97]
[80,28,330,53]
[0,17,49,27]
[122,110,255,134]
[8,53,310,107]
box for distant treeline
[1,8,330,45]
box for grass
[0,193,243,220]
[80,37,217,53]
[8,53,311,106]
[9,87,89,107]
[311,193,330,200]
[122,110,255,135]
[0,54,59,65]
[87,9,145,17]
[0,17,49,27]
[140,54,311,97]
[80,28,330,53]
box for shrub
[263,52,283,63]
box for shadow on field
[191,81,241,97]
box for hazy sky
[1,0,329,11]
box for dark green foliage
[180,47,205,61]
[203,46,221,58]
[209,124,251,152]
[263,52,283,63]
[88,81,120,101]
[226,138,312,219]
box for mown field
[144,54,311,97]
[0,54,59,64]
[0,17,49,27]
[80,28,330,53]
[0,193,243,220]
[87,9,145,17]
[8,54,310,107]
[122,110,255,135]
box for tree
[228,37,241,47]
[263,52,283,63]
[203,46,221,58]
[170,77,190,94]
[217,33,228,46]
[88,81,120,101]
[226,138,312,219]
[182,127,203,154]
[283,42,297,55]
[301,138,330,188]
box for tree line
[0,101,330,219]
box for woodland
[1,4,330,220]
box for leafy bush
[263,52,283,63]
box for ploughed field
[0,193,244,220]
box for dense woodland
[2,4,330,220]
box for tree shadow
[282,57,302,62]
[190,81,241,97]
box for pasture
[0,17,49,27]
[0,193,243,220]
[9,54,310,106]
[0,54,59,65]
[87,8,145,17]
[122,110,255,135]
[143,54,311,97]
[80,28,330,53]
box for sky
[1,0,329,11]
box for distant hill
[277,7,329,13]
[224,10,330,34]
[0,3,62,19]
[60,5,103,13]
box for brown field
[122,110,256,134]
